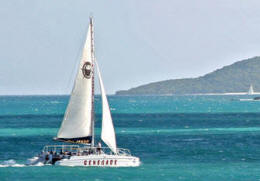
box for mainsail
[96,60,117,153]
[57,18,95,144]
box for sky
[0,0,260,95]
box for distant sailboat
[248,84,254,95]
[29,17,140,167]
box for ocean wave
[117,127,260,135]
[26,157,45,166]
[0,159,25,167]
[0,114,63,119]
[0,127,260,137]
[50,101,61,104]
[0,158,45,167]
[182,138,204,141]
[0,128,58,136]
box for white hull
[55,154,140,167]
[32,145,141,167]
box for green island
[116,56,260,95]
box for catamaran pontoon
[28,17,140,167]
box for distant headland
[116,57,260,95]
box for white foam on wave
[31,162,44,167]
[50,101,61,104]
[26,156,45,166]
[0,159,26,167]
[182,138,204,141]
[0,158,45,167]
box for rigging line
[65,25,89,94]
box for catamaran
[28,17,140,167]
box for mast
[90,17,95,148]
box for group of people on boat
[43,150,71,164]
[42,142,103,165]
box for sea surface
[1,95,260,181]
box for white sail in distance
[96,60,117,153]
[248,84,254,95]
[57,20,94,143]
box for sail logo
[82,62,92,79]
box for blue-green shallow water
[1,95,260,180]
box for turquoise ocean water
[1,95,260,180]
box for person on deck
[44,152,49,164]
[47,151,53,164]
[97,142,102,154]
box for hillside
[116,57,260,95]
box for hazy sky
[0,0,260,95]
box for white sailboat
[30,17,140,167]
[248,84,254,95]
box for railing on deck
[43,145,80,153]
[42,145,131,156]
